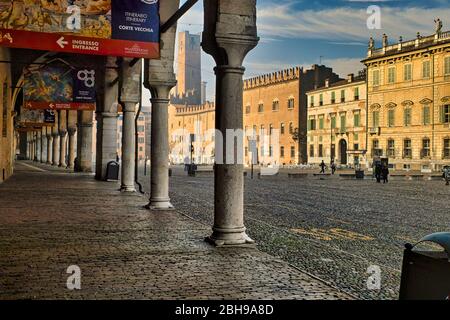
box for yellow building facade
[306,74,367,167]
[363,30,450,171]
[168,102,216,164]
[243,65,341,166]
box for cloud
[257,3,450,43]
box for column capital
[202,0,259,67]
[147,80,177,100]
[68,127,77,135]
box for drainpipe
[365,66,369,168]
[134,60,145,194]
[431,49,436,170]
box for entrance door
[339,139,347,165]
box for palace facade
[363,29,450,171]
[168,102,216,164]
[306,73,367,167]
[243,65,341,166]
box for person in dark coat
[320,160,326,174]
[330,160,336,175]
[382,164,389,183]
[374,163,382,183]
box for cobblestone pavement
[138,166,450,300]
[0,161,351,300]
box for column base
[120,186,136,193]
[205,227,255,247]
[145,198,175,211]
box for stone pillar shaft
[47,135,53,164]
[52,134,60,166]
[211,67,247,244]
[59,131,67,167]
[75,111,93,172]
[95,113,118,180]
[67,128,77,169]
[120,103,136,192]
[147,94,174,210]
[202,0,259,246]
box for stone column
[75,111,94,172]
[144,0,179,209]
[67,127,77,169]
[59,130,67,167]
[33,134,37,161]
[59,110,67,167]
[40,128,45,163]
[36,131,41,162]
[120,102,136,192]
[52,132,60,166]
[30,134,35,161]
[26,139,30,160]
[119,57,141,192]
[95,57,119,180]
[46,133,53,165]
[95,112,118,179]
[202,0,259,246]
[146,84,175,209]
[67,110,78,169]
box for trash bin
[355,170,365,179]
[399,232,450,300]
[105,161,120,181]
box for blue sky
[144,0,450,102]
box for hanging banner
[23,64,96,111]
[18,108,55,127]
[0,0,159,58]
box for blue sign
[111,0,160,43]
[73,69,96,103]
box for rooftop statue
[434,18,443,34]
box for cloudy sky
[144,0,450,102]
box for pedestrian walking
[444,166,450,186]
[382,164,389,184]
[320,160,326,174]
[374,163,382,183]
[331,160,336,175]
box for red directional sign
[0,1,160,58]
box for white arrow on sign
[57,37,69,49]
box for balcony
[369,127,380,135]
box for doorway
[339,139,347,165]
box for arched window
[403,138,412,159]
[272,99,279,111]
[421,138,431,158]
[443,138,450,159]
[387,139,395,157]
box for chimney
[347,74,354,83]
